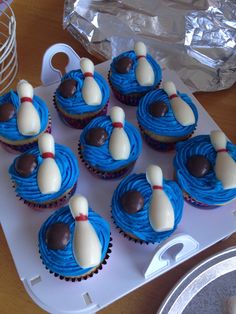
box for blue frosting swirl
[137,89,198,137]
[8,144,79,203]
[80,116,142,171]
[55,70,110,114]
[174,135,236,205]
[109,51,162,94]
[112,173,183,243]
[0,90,49,141]
[38,205,110,277]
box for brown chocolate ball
[58,79,77,98]
[149,101,168,117]
[120,190,144,214]
[45,222,70,250]
[86,127,108,146]
[186,155,211,178]
[15,154,38,177]
[114,57,133,74]
[0,103,15,122]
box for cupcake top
[111,172,183,243]
[0,90,49,141]
[38,204,110,277]
[80,113,142,172]
[55,68,110,115]
[137,88,198,137]
[174,134,236,205]
[109,50,162,95]
[8,143,79,203]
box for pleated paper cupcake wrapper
[39,237,113,282]
[78,142,135,180]
[183,190,220,210]
[12,182,77,211]
[53,95,108,129]
[0,115,52,154]
[111,214,150,245]
[138,124,195,152]
[108,71,161,106]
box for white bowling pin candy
[134,42,155,86]
[37,133,62,194]
[16,80,41,136]
[163,81,195,126]
[109,106,131,160]
[146,165,175,232]
[69,195,102,269]
[210,130,236,189]
[80,58,102,106]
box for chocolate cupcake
[174,131,236,208]
[0,80,51,153]
[38,195,112,281]
[109,42,162,106]
[79,106,142,179]
[137,82,198,151]
[111,165,183,243]
[54,58,110,129]
[8,133,79,210]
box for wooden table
[0,1,235,313]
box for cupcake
[174,131,236,209]
[111,165,183,244]
[54,58,110,129]
[8,133,79,210]
[38,195,112,281]
[79,106,142,179]
[0,80,51,153]
[108,42,162,106]
[137,81,198,151]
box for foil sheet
[63,0,236,92]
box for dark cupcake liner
[183,191,220,210]
[108,71,161,106]
[138,124,194,152]
[39,236,113,282]
[0,115,52,154]
[78,142,135,180]
[111,214,150,245]
[53,95,108,129]
[12,182,77,211]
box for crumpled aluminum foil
[63,0,236,92]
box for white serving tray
[0,43,236,314]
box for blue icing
[55,70,110,114]
[0,90,49,141]
[80,116,142,172]
[137,89,198,137]
[112,173,183,243]
[38,206,110,277]
[8,144,79,203]
[109,51,162,94]
[174,135,236,205]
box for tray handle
[144,233,199,279]
[41,43,81,86]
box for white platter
[0,44,236,314]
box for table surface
[0,1,235,314]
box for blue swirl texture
[8,144,79,203]
[55,69,110,114]
[137,89,198,137]
[112,173,183,243]
[174,135,236,205]
[109,51,162,94]
[80,115,142,172]
[0,90,49,141]
[39,205,110,277]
